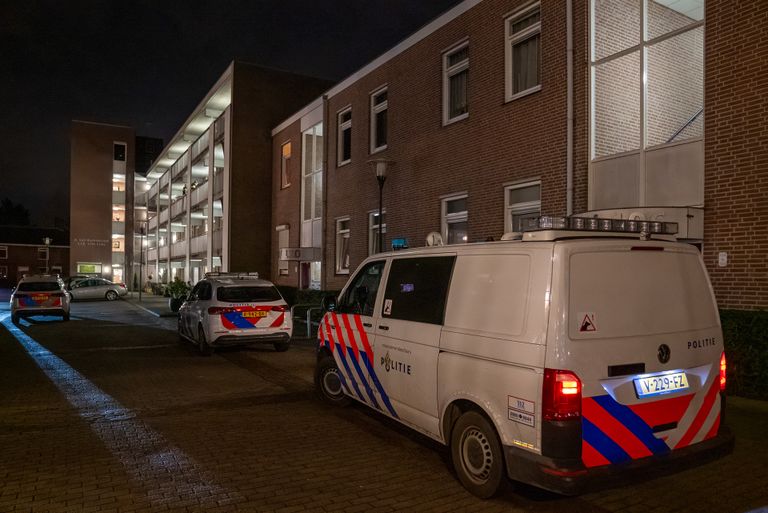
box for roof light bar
[524,216,678,235]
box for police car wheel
[198,327,212,356]
[274,342,290,352]
[315,356,350,406]
[451,411,505,499]
[63,313,70,322]
[11,314,19,324]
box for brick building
[269,0,767,312]
[0,226,69,283]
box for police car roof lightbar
[525,216,678,236]
[204,272,260,279]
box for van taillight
[543,369,582,421]
[720,352,727,392]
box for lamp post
[138,224,145,302]
[368,159,393,253]
[42,237,51,274]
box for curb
[125,300,177,318]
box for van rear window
[17,282,60,292]
[569,250,718,339]
[217,286,282,303]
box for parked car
[178,272,292,355]
[11,274,70,323]
[68,278,127,301]
[315,216,733,498]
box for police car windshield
[17,282,60,292]
[217,286,282,303]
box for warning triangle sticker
[580,313,596,332]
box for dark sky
[0,0,462,226]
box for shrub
[721,309,768,400]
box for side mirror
[321,295,336,312]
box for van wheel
[105,290,118,301]
[315,356,350,406]
[451,411,506,499]
[198,327,212,356]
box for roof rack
[204,272,260,280]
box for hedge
[721,309,768,400]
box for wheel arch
[441,395,506,447]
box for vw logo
[658,344,671,364]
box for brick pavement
[0,301,766,512]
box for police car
[10,274,71,323]
[314,216,733,497]
[178,272,292,355]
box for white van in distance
[314,216,733,497]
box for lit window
[443,42,469,124]
[505,181,541,233]
[442,195,468,244]
[368,211,387,255]
[338,108,352,166]
[281,141,292,189]
[335,217,351,274]
[370,87,388,153]
[505,3,541,101]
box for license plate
[242,310,268,319]
[32,294,49,302]
[634,372,689,398]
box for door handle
[379,325,389,331]
[363,322,373,328]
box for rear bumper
[211,332,291,347]
[505,427,734,495]
[13,307,68,317]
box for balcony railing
[159,208,169,225]
[111,221,125,235]
[170,197,185,219]
[171,241,186,259]
[213,175,224,196]
[148,215,158,231]
[191,180,209,206]
[159,246,169,260]
[212,229,223,252]
[191,234,207,255]
[146,248,158,262]
[112,190,126,206]
[111,252,125,266]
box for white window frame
[276,226,289,276]
[505,2,542,102]
[337,106,352,166]
[37,247,49,261]
[280,141,292,189]
[441,194,469,244]
[443,40,470,125]
[370,86,388,154]
[504,180,541,233]
[0,246,7,259]
[335,217,351,274]
[368,209,387,255]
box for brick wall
[0,245,69,284]
[704,1,768,311]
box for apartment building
[136,61,331,287]
[270,0,767,311]
[0,227,69,283]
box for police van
[314,216,733,497]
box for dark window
[114,143,126,162]
[217,285,282,303]
[189,283,203,301]
[336,261,385,316]
[17,282,60,292]
[375,109,388,148]
[199,282,213,301]
[382,256,455,325]
[342,127,352,162]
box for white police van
[314,216,733,497]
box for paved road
[0,301,766,512]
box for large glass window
[591,0,704,158]
[280,141,292,189]
[382,257,455,325]
[337,260,385,317]
[301,123,323,223]
[370,87,388,153]
[505,3,541,100]
[442,195,468,244]
[443,42,469,124]
[505,181,541,233]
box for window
[335,217,351,274]
[280,141,292,189]
[337,108,352,165]
[382,256,455,325]
[37,247,48,261]
[301,123,323,223]
[370,87,388,153]
[443,42,469,124]
[277,226,289,276]
[442,195,468,244]
[0,246,6,259]
[505,3,541,101]
[0,265,7,277]
[336,260,385,317]
[217,286,282,303]
[51,266,62,274]
[113,143,126,162]
[368,210,387,255]
[505,181,541,233]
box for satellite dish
[425,232,444,247]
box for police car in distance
[10,274,71,323]
[314,216,734,497]
[178,272,292,356]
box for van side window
[382,256,455,324]
[337,261,385,316]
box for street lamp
[42,237,51,274]
[368,158,393,253]
[138,224,145,302]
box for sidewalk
[123,293,177,317]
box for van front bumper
[504,427,734,496]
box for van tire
[315,356,350,406]
[451,411,506,499]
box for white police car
[178,272,292,355]
[10,274,71,323]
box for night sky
[0,0,462,226]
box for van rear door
[548,239,723,467]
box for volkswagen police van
[314,216,733,497]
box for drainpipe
[321,94,329,291]
[566,0,574,216]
